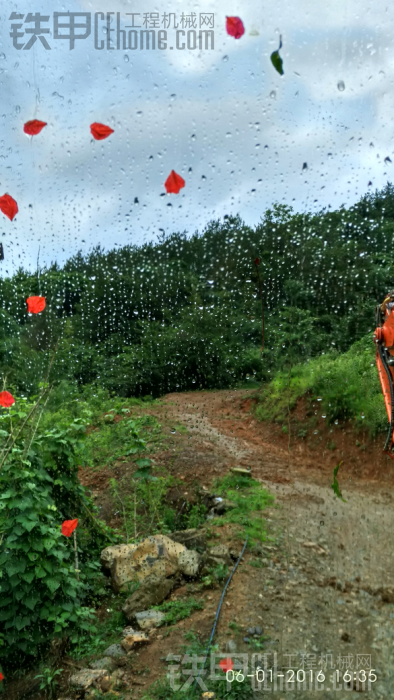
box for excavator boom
[374,295,394,458]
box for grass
[67,583,140,660]
[255,333,387,438]
[142,627,257,700]
[81,412,162,469]
[151,598,205,625]
[228,621,241,633]
[210,473,275,545]
[109,468,208,543]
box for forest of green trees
[1,183,394,402]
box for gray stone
[247,627,255,636]
[109,535,186,593]
[121,631,150,652]
[103,644,126,658]
[254,625,263,635]
[167,528,207,551]
[100,544,138,572]
[380,587,394,604]
[225,640,237,653]
[243,637,250,644]
[205,545,232,567]
[69,669,106,689]
[89,657,117,672]
[122,573,175,620]
[178,549,202,577]
[135,610,166,630]
[230,467,251,477]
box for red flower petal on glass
[255,257,260,266]
[165,170,185,194]
[0,194,18,221]
[23,120,47,136]
[0,391,15,408]
[226,16,245,39]
[61,519,78,537]
[0,672,4,682]
[26,296,46,314]
[219,658,234,672]
[90,123,114,140]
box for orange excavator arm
[374,295,394,458]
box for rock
[230,467,251,477]
[99,675,113,693]
[89,657,117,672]
[134,610,166,630]
[69,669,107,689]
[254,625,263,636]
[103,644,126,658]
[100,544,138,572]
[167,528,207,551]
[380,587,394,603]
[122,573,175,620]
[121,632,150,652]
[109,534,186,593]
[178,550,202,577]
[225,640,237,653]
[112,669,125,681]
[204,545,232,567]
[243,637,250,644]
[247,627,255,635]
[122,626,137,637]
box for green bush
[0,397,120,668]
[255,333,387,437]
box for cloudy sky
[0,0,393,275]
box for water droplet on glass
[0,54,6,60]
[15,105,20,114]
[124,54,130,62]
[269,90,276,99]
[337,80,345,91]
[222,55,229,62]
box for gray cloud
[0,0,392,275]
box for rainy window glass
[0,2,392,699]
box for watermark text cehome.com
[9,11,215,50]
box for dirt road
[148,388,394,699]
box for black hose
[189,535,248,698]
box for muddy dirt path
[150,388,394,699]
